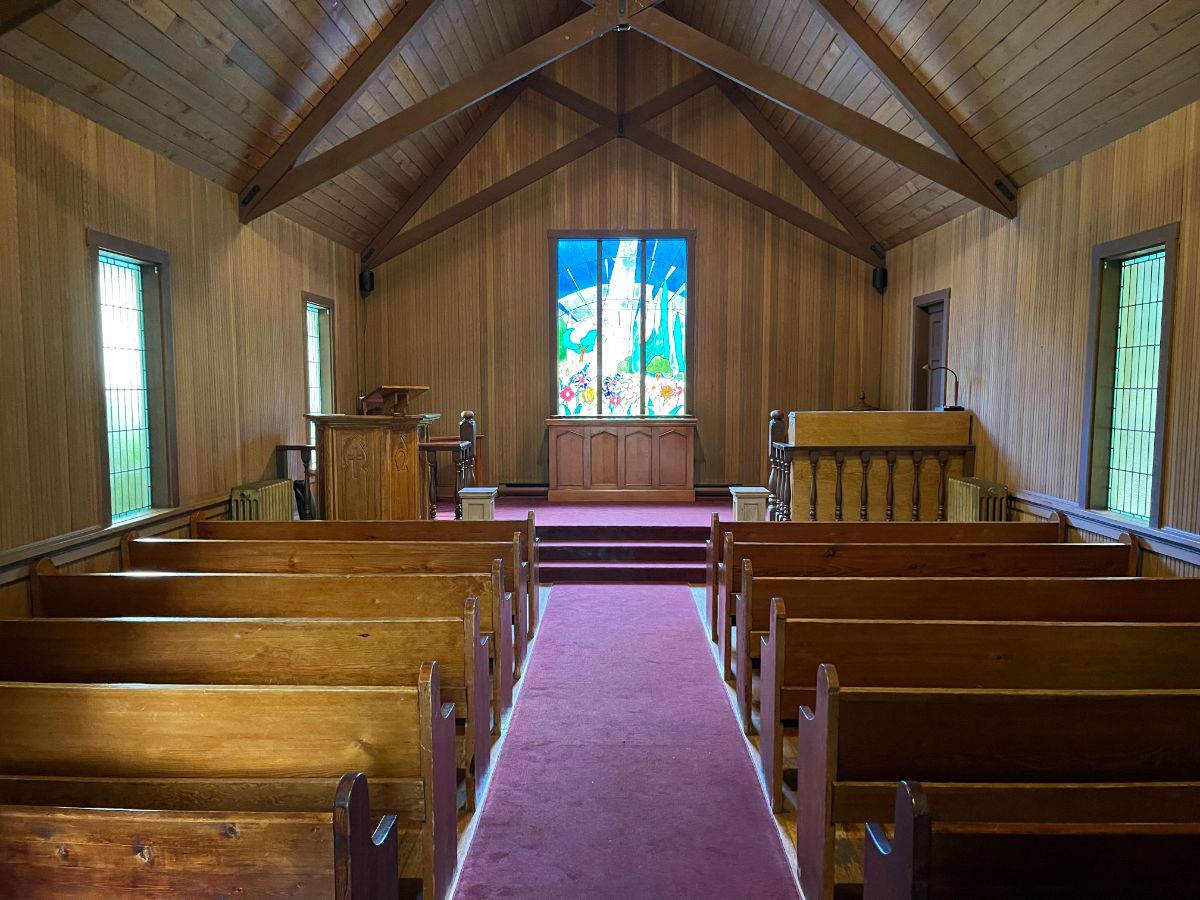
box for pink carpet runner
[452,584,798,899]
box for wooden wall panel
[879,97,1200,566]
[364,38,880,487]
[0,75,362,559]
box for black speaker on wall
[359,269,375,298]
[871,266,888,295]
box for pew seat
[864,781,1200,900]
[758,608,1200,810]
[0,773,399,899]
[735,574,1200,734]
[0,610,491,810]
[795,664,1200,900]
[191,512,541,641]
[717,537,1137,679]
[704,517,1064,642]
[33,564,515,728]
[0,665,458,900]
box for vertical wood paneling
[364,37,880,487]
[0,73,362,553]
[879,97,1200,559]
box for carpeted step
[537,524,710,543]
[540,562,707,584]
[539,542,708,562]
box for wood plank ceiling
[1,0,1197,254]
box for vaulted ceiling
[2,0,1197,263]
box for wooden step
[539,543,708,562]
[540,562,707,584]
[536,525,710,542]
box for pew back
[863,782,1200,900]
[704,516,1063,640]
[191,513,541,638]
[0,773,398,900]
[796,664,1200,900]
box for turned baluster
[911,450,925,521]
[427,453,439,520]
[779,452,793,522]
[937,450,950,521]
[808,451,820,522]
[833,451,845,522]
[767,447,780,520]
[459,411,478,488]
[859,451,871,521]
[885,451,897,522]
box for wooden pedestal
[547,417,697,502]
[308,414,428,520]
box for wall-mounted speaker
[359,270,375,298]
[871,266,888,295]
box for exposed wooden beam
[808,0,1016,216]
[366,128,614,269]
[0,0,60,37]
[624,125,878,265]
[630,7,1013,217]
[718,81,882,261]
[526,76,875,263]
[239,0,442,222]
[361,84,526,267]
[246,5,618,223]
[624,72,717,126]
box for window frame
[547,229,696,418]
[87,230,178,527]
[1078,222,1178,529]
[302,292,336,432]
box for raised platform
[536,524,709,585]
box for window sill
[1012,489,1200,568]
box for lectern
[309,386,438,520]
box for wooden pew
[795,664,1200,900]
[0,609,491,810]
[759,605,1200,809]
[0,772,399,899]
[705,517,1064,642]
[32,563,515,728]
[0,666,458,900]
[864,781,1200,900]
[735,574,1200,733]
[122,534,531,680]
[716,537,1137,679]
[191,512,542,640]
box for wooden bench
[192,512,541,641]
[735,574,1200,734]
[717,537,1137,678]
[0,665,458,900]
[705,517,1064,642]
[31,564,515,731]
[0,609,491,810]
[122,534,530,680]
[795,664,1200,900]
[864,781,1200,900]
[759,607,1200,810]
[0,772,399,899]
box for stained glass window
[555,236,688,417]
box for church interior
[1,0,1199,897]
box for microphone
[922,363,964,411]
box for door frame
[910,288,951,410]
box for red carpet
[452,584,798,899]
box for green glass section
[1106,250,1164,520]
[98,251,152,520]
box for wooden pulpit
[307,413,430,520]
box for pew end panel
[732,567,757,735]
[419,662,458,900]
[795,663,840,900]
[706,513,719,641]
[333,771,401,900]
[758,597,791,812]
[718,532,737,680]
[525,511,540,639]
[862,781,929,900]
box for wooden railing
[418,411,479,519]
[766,410,976,522]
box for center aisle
[452,584,799,899]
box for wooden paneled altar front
[547,417,697,502]
[307,414,430,520]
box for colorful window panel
[644,238,688,416]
